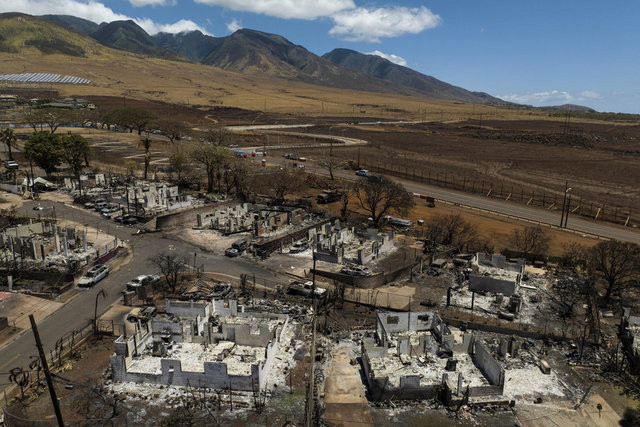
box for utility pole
[560,181,568,227]
[29,314,64,427]
[564,194,572,228]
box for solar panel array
[0,73,91,84]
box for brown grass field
[0,49,590,122]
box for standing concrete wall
[471,342,505,387]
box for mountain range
[1,12,597,112]
[38,13,506,104]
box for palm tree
[139,137,152,180]
[1,127,16,160]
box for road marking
[0,353,21,371]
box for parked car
[317,190,342,204]
[229,144,239,148]
[287,281,327,299]
[33,204,44,211]
[126,274,160,291]
[225,247,241,257]
[355,169,370,177]
[101,206,120,218]
[126,306,157,323]
[4,160,18,169]
[122,216,138,225]
[289,240,309,254]
[232,238,250,252]
[340,265,372,277]
[284,153,299,160]
[386,216,412,227]
[77,264,109,287]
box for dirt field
[322,190,600,257]
[289,120,640,227]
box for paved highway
[237,123,639,244]
[0,200,278,395]
[264,153,640,244]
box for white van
[78,264,109,287]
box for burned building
[110,299,290,391]
[311,222,395,265]
[196,203,306,237]
[361,311,505,401]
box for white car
[355,169,370,177]
[126,274,160,290]
[78,265,109,287]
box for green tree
[0,127,17,160]
[189,140,228,193]
[168,151,188,183]
[104,107,155,135]
[61,134,90,194]
[353,176,414,227]
[24,131,62,176]
[156,119,188,146]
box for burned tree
[263,168,305,202]
[510,225,550,258]
[587,240,640,302]
[353,176,413,227]
[61,134,90,195]
[423,214,480,254]
[151,253,187,294]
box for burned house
[361,311,505,401]
[110,299,290,391]
[619,309,640,375]
[310,222,395,265]
[196,203,306,237]
[0,221,117,270]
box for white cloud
[226,18,241,33]
[501,90,574,105]
[501,90,603,105]
[194,0,354,20]
[138,18,209,34]
[129,0,172,7]
[1,0,209,35]
[329,6,441,42]
[579,90,602,100]
[367,50,407,66]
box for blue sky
[2,0,639,112]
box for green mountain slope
[0,12,111,57]
[323,48,507,104]
[201,29,410,94]
[41,14,99,36]
[153,30,222,63]
[92,20,181,60]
